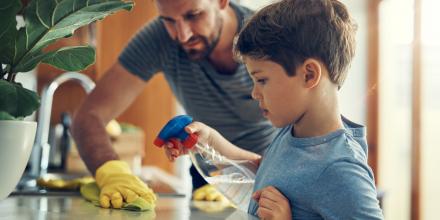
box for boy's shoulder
[313,117,374,189]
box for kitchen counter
[0,195,257,220]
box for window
[378,1,414,219]
[420,0,440,219]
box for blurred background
[21,0,439,219]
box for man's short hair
[234,0,357,87]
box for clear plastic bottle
[154,115,257,211]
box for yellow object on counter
[80,182,155,212]
[105,119,122,137]
[192,200,233,213]
[95,160,157,209]
[192,184,233,213]
[193,184,228,202]
[37,176,94,190]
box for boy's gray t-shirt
[249,117,384,219]
[118,3,277,154]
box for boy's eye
[256,78,267,85]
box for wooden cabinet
[37,0,176,174]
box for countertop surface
[0,195,258,220]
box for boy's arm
[165,121,261,162]
[188,122,261,161]
[312,160,384,220]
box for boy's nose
[251,87,262,100]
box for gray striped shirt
[118,3,277,154]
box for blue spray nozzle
[153,115,198,148]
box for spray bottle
[153,115,257,211]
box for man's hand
[95,160,156,209]
[253,186,291,220]
[193,184,227,202]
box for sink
[11,172,88,196]
[11,172,187,198]
[11,188,81,196]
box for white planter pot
[0,120,37,200]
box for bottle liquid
[153,115,257,211]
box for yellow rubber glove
[193,184,227,202]
[95,160,157,209]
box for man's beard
[180,18,223,60]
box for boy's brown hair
[234,0,357,87]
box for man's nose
[175,20,192,43]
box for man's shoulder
[118,17,176,80]
[230,1,254,20]
[137,18,168,37]
[127,17,175,53]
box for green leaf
[42,46,96,71]
[11,0,134,73]
[0,111,16,120]
[13,45,96,73]
[0,0,21,65]
[11,50,49,73]
[0,80,40,118]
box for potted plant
[0,0,134,200]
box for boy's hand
[163,121,213,161]
[184,121,213,146]
[163,138,189,161]
[253,186,291,220]
[162,121,260,163]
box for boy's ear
[301,58,322,89]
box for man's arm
[72,62,147,175]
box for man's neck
[208,5,239,75]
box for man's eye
[185,12,201,20]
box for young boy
[164,0,384,219]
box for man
[72,0,277,209]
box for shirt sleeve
[118,18,172,81]
[310,159,384,220]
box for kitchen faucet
[29,72,95,178]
